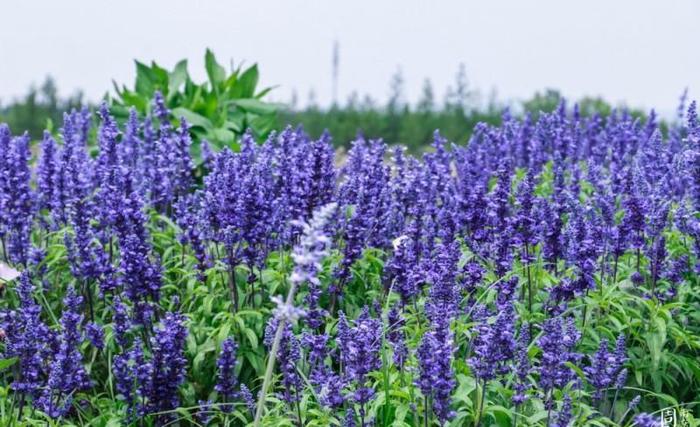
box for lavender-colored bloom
[215,338,239,402]
[149,91,180,209]
[630,271,644,285]
[264,318,302,404]
[468,302,517,382]
[112,296,131,348]
[137,114,157,192]
[386,305,407,369]
[627,395,641,412]
[425,242,461,323]
[512,323,531,405]
[200,139,215,170]
[622,168,647,250]
[37,131,59,214]
[2,272,50,398]
[416,323,456,422]
[147,311,188,415]
[633,413,660,427]
[119,232,162,324]
[564,204,599,294]
[113,352,134,407]
[302,332,329,368]
[64,195,110,286]
[665,255,688,284]
[172,118,195,198]
[585,335,627,400]
[496,276,520,310]
[487,163,514,277]
[95,102,124,234]
[537,317,581,404]
[239,383,256,415]
[2,134,34,265]
[615,368,628,390]
[344,407,357,427]
[538,196,564,271]
[307,131,337,214]
[38,286,91,418]
[194,400,213,426]
[113,337,151,416]
[174,194,210,279]
[131,339,153,414]
[201,133,281,277]
[52,109,94,226]
[334,138,390,292]
[550,394,573,427]
[120,108,141,168]
[153,91,169,122]
[315,370,346,409]
[302,332,345,409]
[337,307,382,410]
[86,322,104,350]
[459,260,485,295]
[286,203,334,327]
[513,171,538,258]
[384,236,420,303]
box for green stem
[253,264,303,426]
[474,379,486,427]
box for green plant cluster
[111,49,282,149]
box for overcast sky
[1,0,698,115]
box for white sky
[1,0,698,115]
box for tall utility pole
[332,40,339,107]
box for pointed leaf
[204,48,226,89]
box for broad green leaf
[0,357,17,371]
[212,127,236,145]
[250,113,278,137]
[168,59,189,99]
[171,107,214,130]
[231,64,259,98]
[134,60,156,95]
[204,48,226,89]
[229,98,281,115]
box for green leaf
[204,48,226,89]
[250,113,278,138]
[243,327,258,348]
[212,128,236,145]
[231,64,259,98]
[255,85,277,99]
[229,98,280,115]
[0,357,18,371]
[117,89,148,112]
[171,107,214,131]
[149,61,170,90]
[168,59,189,99]
[223,120,242,133]
[134,61,155,96]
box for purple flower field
[0,90,698,427]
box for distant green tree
[0,76,84,139]
[444,63,473,114]
[522,88,563,116]
[417,79,435,114]
[0,62,652,152]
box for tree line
[1,70,632,151]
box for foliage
[110,49,282,148]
